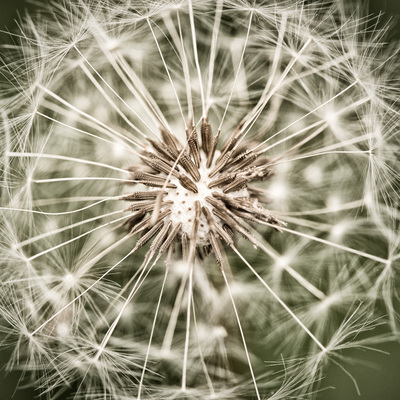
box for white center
[163,155,219,244]
[161,151,250,245]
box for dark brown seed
[181,233,190,261]
[211,207,258,246]
[121,190,164,201]
[160,127,180,156]
[179,153,201,182]
[123,116,279,262]
[134,220,165,250]
[202,244,212,258]
[223,177,249,193]
[145,158,180,178]
[178,174,198,193]
[147,138,175,162]
[191,201,201,239]
[130,209,171,235]
[209,231,224,267]
[186,124,201,168]
[123,213,145,231]
[209,150,233,178]
[202,206,233,247]
[126,200,156,211]
[150,221,172,254]
[127,200,172,214]
[223,150,258,172]
[208,173,236,189]
[206,129,220,168]
[159,222,182,254]
[201,117,212,155]
[217,119,244,161]
[142,150,175,168]
[129,172,177,188]
[223,224,235,237]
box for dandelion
[0,0,399,399]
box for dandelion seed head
[1,0,399,398]
[125,121,279,260]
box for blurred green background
[1,1,400,399]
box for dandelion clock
[1,1,399,399]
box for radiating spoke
[7,152,130,175]
[252,81,358,153]
[217,10,254,132]
[27,213,132,262]
[147,18,187,128]
[258,222,388,265]
[16,209,124,248]
[30,235,134,336]
[205,0,223,115]
[1,195,123,216]
[231,245,327,352]
[181,260,193,391]
[187,0,206,117]
[220,263,261,400]
[138,264,169,399]
[37,111,142,156]
[75,47,159,139]
[37,85,145,148]
[93,253,161,362]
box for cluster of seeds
[1,1,399,398]
[123,117,281,264]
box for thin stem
[231,245,327,352]
[218,10,253,131]
[259,222,388,265]
[16,209,124,248]
[33,177,138,184]
[7,152,130,175]
[38,84,144,148]
[37,111,141,156]
[93,254,161,362]
[161,273,188,352]
[163,10,193,120]
[191,297,215,396]
[27,213,132,261]
[30,236,134,336]
[75,47,159,139]
[1,195,123,216]
[114,51,169,132]
[248,231,326,300]
[181,261,194,391]
[188,0,206,117]
[239,38,312,146]
[138,264,169,399]
[40,98,145,150]
[273,199,365,216]
[205,0,223,115]
[220,265,261,400]
[147,18,187,129]
[253,80,358,153]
